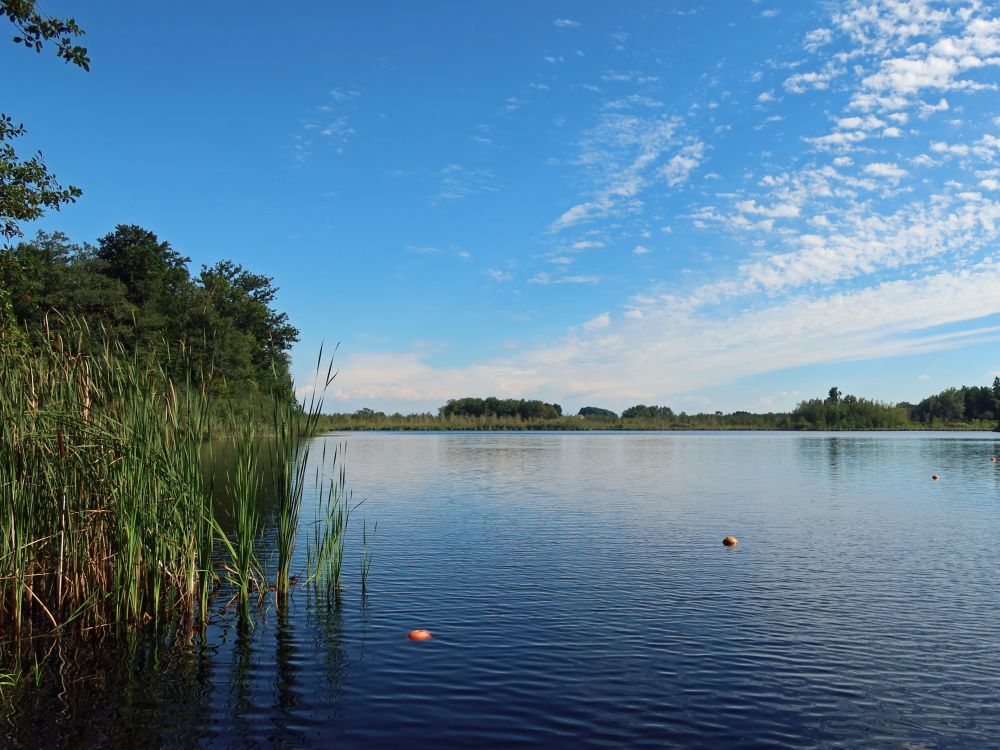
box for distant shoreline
[322,385,1000,433]
[320,421,997,433]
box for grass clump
[0,318,367,644]
[0,319,214,636]
[306,441,352,603]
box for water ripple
[4,432,1000,748]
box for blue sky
[5,0,1000,414]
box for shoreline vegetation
[0,321,352,638]
[318,385,1000,433]
[0,227,356,698]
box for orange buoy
[407,629,432,640]
[932,474,939,480]
[722,536,738,547]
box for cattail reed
[0,319,367,667]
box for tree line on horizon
[438,396,563,420]
[328,381,1000,431]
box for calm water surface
[5,431,1000,748]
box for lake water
[5,431,1000,748]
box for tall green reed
[0,317,214,636]
[272,347,338,605]
[0,317,367,655]
[305,441,352,602]
[213,421,263,625]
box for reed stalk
[306,442,352,602]
[0,317,215,636]
[214,420,263,625]
[0,316,368,681]
[272,346,338,604]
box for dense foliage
[439,396,563,419]
[578,406,618,419]
[1,228,299,404]
[908,383,998,424]
[622,404,675,420]
[788,394,909,429]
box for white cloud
[551,115,692,231]
[804,27,834,52]
[487,268,512,282]
[660,141,705,187]
[295,88,362,163]
[784,63,843,94]
[432,164,499,203]
[736,194,1000,293]
[735,199,800,218]
[554,18,581,28]
[528,272,601,285]
[864,161,908,179]
[633,244,652,255]
[919,97,950,118]
[583,312,611,331]
[931,140,969,156]
[841,3,1000,112]
[808,129,869,150]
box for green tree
[993,376,1000,431]
[2,1,90,241]
[578,406,618,419]
[0,231,131,333]
[198,260,300,396]
[92,225,195,360]
[622,404,652,419]
[5,227,301,406]
[97,225,190,306]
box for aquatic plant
[0,314,373,717]
[0,318,214,636]
[0,318,359,642]
[213,420,264,624]
[306,441,353,603]
[272,346,338,604]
